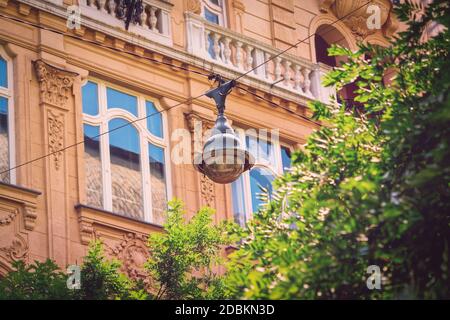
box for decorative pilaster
[34,60,78,266]
[47,110,64,171]
[185,113,216,208]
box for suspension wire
[0,1,371,176]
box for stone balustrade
[79,0,172,46]
[185,12,335,104]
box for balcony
[185,12,335,105]
[79,0,172,46]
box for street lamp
[194,79,254,184]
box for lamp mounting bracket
[205,78,236,116]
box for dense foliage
[0,201,230,300]
[0,259,71,299]
[146,199,232,299]
[225,0,450,299]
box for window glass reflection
[146,101,163,138]
[232,176,247,226]
[82,81,99,116]
[109,118,143,219]
[250,168,274,212]
[246,135,276,165]
[204,7,219,24]
[84,124,103,208]
[149,143,167,225]
[107,87,138,116]
[281,146,292,172]
[0,57,7,88]
[0,97,9,183]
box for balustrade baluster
[205,30,211,59]
[107,0,116,14]
[223,37,232,65]
[235,41,243,69]
[213,33,221,61]
[245,45,254,71]
[283,60,292,87]
[139,5,146,27]
[302,67,312,95]
[294,65,302,91]
[149,7,158,31]
[97,0,106,12]
[274,57,282,81]
[264,52,271,80]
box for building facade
[0,0,396,280]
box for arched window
[231,128,292,226]
[0,46,14,184]
[82,80,169,224]
[202,0,227,26]
[314,25,359,106]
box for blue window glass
[146,101,163,138]
[232,176,247,226]
[204,7,219,24]
[107,87,138,116]
[0,57,7,88]
[149,143,167,225]
[83,124,103,208]
[82,81,99,116]
[281,146,292,172]
[108,118,143,219]
[250,168,274,212]
[246,135,275,165]
[0,96,9,183]
[209,0,220,5]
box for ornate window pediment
[319,0,398,39]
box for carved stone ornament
[34,60,77,109]
[47,110,64,171]
[232,0,245,13]
[23,205,37,231]
[0,234,29,262]
[0,208,18,226]
[319,0,396,40]
[185,113,216,207]
[200,174,215,207]
[186,0,201,14]
[107,233,150,282]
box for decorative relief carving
[107,233,150,283]
[319,0,397,40]
[0,234,29,262]
[200,174,215,207]
[185,113,216,207]
[34,60,77,109]
[78,218,94,245]
[23,205,37,231]
[47,111,64,171]
[186,0,201,14]
[232,0,245,13]
[0,207,18,226]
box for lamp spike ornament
[194,79,254,184]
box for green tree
[0,259,71,300]
[75,240,147,300]
[226,0,450,299]
[145,199,233,299]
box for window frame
[232,127,290,224]
[81,78,172,224]
[0,46,15,184]
[201,0,227,27]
